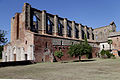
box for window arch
[32,15,38,32]
[46,17,53,34]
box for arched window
[67,23,72,37]
[58,21,63,36]
[47,17,53,34]
[82,30,85,39]
[75,27,79,38]
[32,15,38,32]
[87,31,90,39]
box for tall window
[75,27,79,38]
[82,30,85,39]
[87,31,90,39]
[47,17,53,34]
[32,15,38,32]
[67,24,71,37]
[58,21,63,36]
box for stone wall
[93,22,116,42]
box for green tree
[54,50,63,60]
[68,34,92,61]
[108,39,113,51]
[0,30,7,45]
[0,30,8,59]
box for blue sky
[0,0,120,42]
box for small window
[61,40,62,45]
[25,41,27,44]
[103,45,104,48]
[72,42,73,45]
[45,42,48,48]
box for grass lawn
[0,58,120,80]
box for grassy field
[0,58,120,80]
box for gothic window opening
[96,35,98,40]
[32,15,38,32]
[58,21,63,36]
[75,27,79,38]
[92,33,94,40]
[67,23,72,37]
[82,30,85,39]
[87,31,90,39]
[46,17,53,35]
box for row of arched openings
[31,14,94,40]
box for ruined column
[94,34,96,41]
[11,13,20,42]
[89,27,93,40]
[63,18,67,37]
[72,21,75,38]
[42,10,47,34]
[84,26,88,38]
[78,24,82,39]
[23,3,31,30]
[53,15,58,36]
[11,17,15,42]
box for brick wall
[34,34,100,62]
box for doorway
[118,51,120,56]
[25,54,27,60]
[14,54,16,61]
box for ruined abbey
[2,3,118,62]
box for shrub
[54,50,63,60]
[100,49,115,58]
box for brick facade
[3,3,118,63]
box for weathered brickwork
[108,32,120,57]
[93,21,116,42]
[3,3,118,62]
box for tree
[54,50,63,60]
[68,34,92,61]
[0,30,7,45]
[0,30,8,59]
[108,39,113,51]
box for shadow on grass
[73,59,96,62]
[0,60,36,68]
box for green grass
[0,58,120,80]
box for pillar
[89,27,93,40]
[42,10,47,34]
[23,3,31,30]
[53,15,58,36]
[63,18,67,37]
[78,24,82,39]
[72,21,75,38]
[84,26,88,38]
[11,17,15,42]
